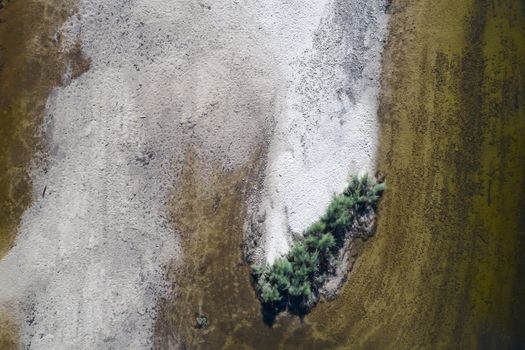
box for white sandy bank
[258,0,389,262]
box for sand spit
[250,0,389,263]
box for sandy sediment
[251,0,388,263]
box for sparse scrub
[251,174,385,320]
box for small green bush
[318,233,335,252]
[196,314,208,329]
[252,174,385,319]
[261,283,282,304]
[323,194,354,236]
[305,221,326,235]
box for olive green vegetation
[252,175,384,319]
[156,0,525,348]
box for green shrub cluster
[251,174,385,317]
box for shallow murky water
[0,0,88,257]
[0,313,17,349]
[155,146,348,349]
[367,0,525,347]
[157,0,525,348]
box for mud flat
[300,0,525,348]
[0,311,18,350]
